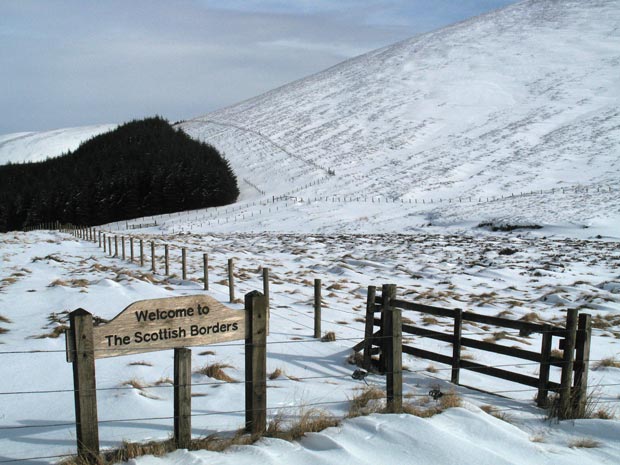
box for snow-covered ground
[1,0,619,463]
[0,230,618,464]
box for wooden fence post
[98,231,101,248]
[451,308,463,384]
[114,236,118,257]
[140,239,144,267]
[559,308,578,419]
[363,285,376,370]
[537,324,553,407]
[108,236,112,256]
[103,234,107,253]
[174,348,191,449]
[263,267,270,331]
[245,291,267,435]
[573,313,592,417]
[69,309,100,462]
[130,237,134,262]
[203,253,209,290]
[383,284,402,413]
[182,248,187,280]
[165,244,170,276]
[379,284,390,373]
[314,279,322,338]
[121,236,126,260]
[228,258,235,302]
[151,241,156,273]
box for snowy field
[1,229,619,464]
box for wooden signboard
[65,292,267,463]
[82,295,245,359]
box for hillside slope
[176,0,619,236]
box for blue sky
[0,0,516,134]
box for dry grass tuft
[321,331,336,342]
[0,315,12,324]
[426,365,438,373]
[194,363,237,382]
[594,356,620,370]
[128,361,153,367]
[30,325,68,339]
[267,408,340,440]
[347,386,385,418]
[568,438,601,449]
[269,368,283,380]
[421,315,439,326]
[0,327,8,335]
[199,350,216,356]
[439,390,462,410]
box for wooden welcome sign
[65,292,267,463]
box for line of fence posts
[356,284,591,419]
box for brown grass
[568,438,601,448]
[0,327,8,335]
[439,390,462,409]
[199,350,216,356]
[594,356,620,370]
[194,363,237,382]
[421,315,439,326]
[269,368,283,380]
[128,361,153,367]
[0,315,12,324]
[347,386,385,418]
[321,331,336,342]
[266,408,340,440]
[30,325,68,339]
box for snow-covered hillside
[175,0,620,235]
[0,124,115,165]
[1,1,618,237]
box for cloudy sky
[0,0,516,135]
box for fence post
[182,248,187,280]
[140,239,144,267]
[263,267,270,331]
[165,244,170,276]
[121,236,126,260]
[383,284,402,413]
[559,309,578,419]
[108,236,112,256]
[69,309,100,462]
[363,286,376,370]
[114,236,118,257]
[573,313,592,417]
[379,285,390,373]
[245,291,267,435]
[103,234,107,253]
[130,237,134,262]
[537,324,553,407]
[151,241,156,273]
[174,347,192,449]
[228,258,235,302]
[314,279,322,338]
[203,253,209,290]
[451,308,463,384]
[98,231,101,248]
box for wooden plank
[401,323,454,343]
[391,299,455,318]
[314,279,322,339]
[91,295,245,359]
[245,291,267,434]
[460,337,542,362]
[452,308,462,384]
[537,324,553,407]
[174,348,191,449]
[69,309,100,462]
[402,345,452,365]
[363,286,376,370]
[462,311,547,334]
[460,359,541,388]
[384,284,402,413]
[573,313,592,418]
[559,309,578,418]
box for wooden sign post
[66,293,267,462]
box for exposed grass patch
[269,368,283,380]
[30,325,68,339]
[347,386,385,418]
[594,356,620,370]
[321,331,336,342]
[194,363,237,382]
[568,438,601,449]
[199,350,216,356]
[266,408,340,441]
[128,361,153,367]
[421,315,439,326]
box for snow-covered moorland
[0,229,619,464]
[1,0,619,463]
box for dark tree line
[0,117,239,231]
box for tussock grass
[128,361,153,367]
[321,331,336,342]
[421,315,439,326]
[194,363,237,382]
[347,386,385,418]
[30,325,68,339]
[568,438,601,448]
[269,368,283,380]
[594,356,620,370]
[0,327,8,335]
[266,408,340,440]
[199,350,216,356]
[0,315,13,324]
